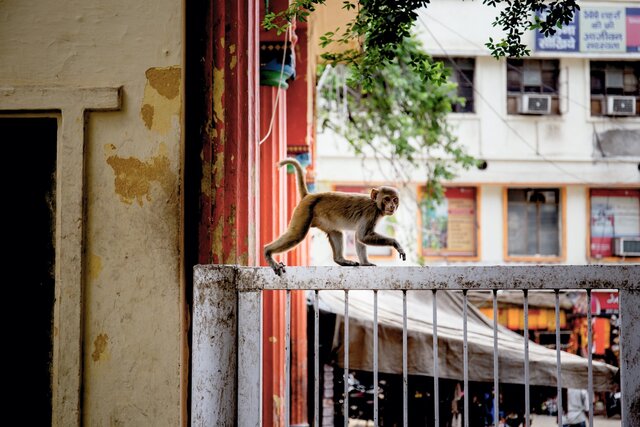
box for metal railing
[191,265,640,427]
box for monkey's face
[373,187,400,216]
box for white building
[311,0,639,268]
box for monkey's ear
[370,188,379,200]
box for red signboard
[591,291,619,314]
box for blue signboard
[535,12,580,52]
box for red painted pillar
[201,0,260,265]
[199,0,314,425]
[260,85,289,426]
[285,23,312,427]
[258,2,315,425]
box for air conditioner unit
[612,237,640,256]
[606,96,637,116]
[519,94,552,115]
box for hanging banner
[421,187,477,257]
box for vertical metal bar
[344,290,349,427]
[238,291,262,427]
[314,290,320,427]
[620,288,640,427]
[524,290,530,427]
[403,290,408,427]
[285,290,291,427]
[555,290,563,427]
[373,290,379,426]
[463,290,469,427]
[587,290,593,427]
[493,290,499,427]
[433,290,439,427]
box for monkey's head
[371,186,400,216]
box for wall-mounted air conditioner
[519,94,552,115]
[606,96,637,116]
[612,237,640,257]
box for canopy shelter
[319,290,617,391]
[466,289,574,310]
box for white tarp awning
[319,290,617,391]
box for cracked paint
[146,66,180,99]
[92,333,109,362]
[213,67,224,124]
[212,152,224,187]
[106,143,175,206]
[229,44,237,70]
[273,395,282,418]
[141,104,154,129]
[227,205,236,225]
[88,252,103,281]
[201,157,212,198]
[140,66,181,134]
[212,220,224,263]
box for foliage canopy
[263,0,579,201]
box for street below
[348,413,622,426]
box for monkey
[264,158,406,276]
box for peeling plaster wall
[0,0,183,425]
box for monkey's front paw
[272,262,286,276]
[398,249,406,261]
[360,262,376,267]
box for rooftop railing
[192,265,639,427]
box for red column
[201,0,260,265]
[285,24,311,427]
[260,85,288,427]
[258,2,314,425]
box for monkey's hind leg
[326,230,359,267]
[264,205,314,275]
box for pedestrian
[469,394,486,427]
[562,388,589,427]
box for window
[506,188,562,259]
[420,187,478,259]
[590,61,640,117]
[435,57,475,113]
[334,185,398,259]
[507,59,560,115]
[589,188,640,259]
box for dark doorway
[2,118,57,424]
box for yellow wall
[0,0,184,424]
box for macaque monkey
[264,158,406,276]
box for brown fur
[264,159,406,275]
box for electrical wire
[418,15,603,185]
[422,13,596,113]
[422,11,640,163]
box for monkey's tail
[279,158,309,199]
